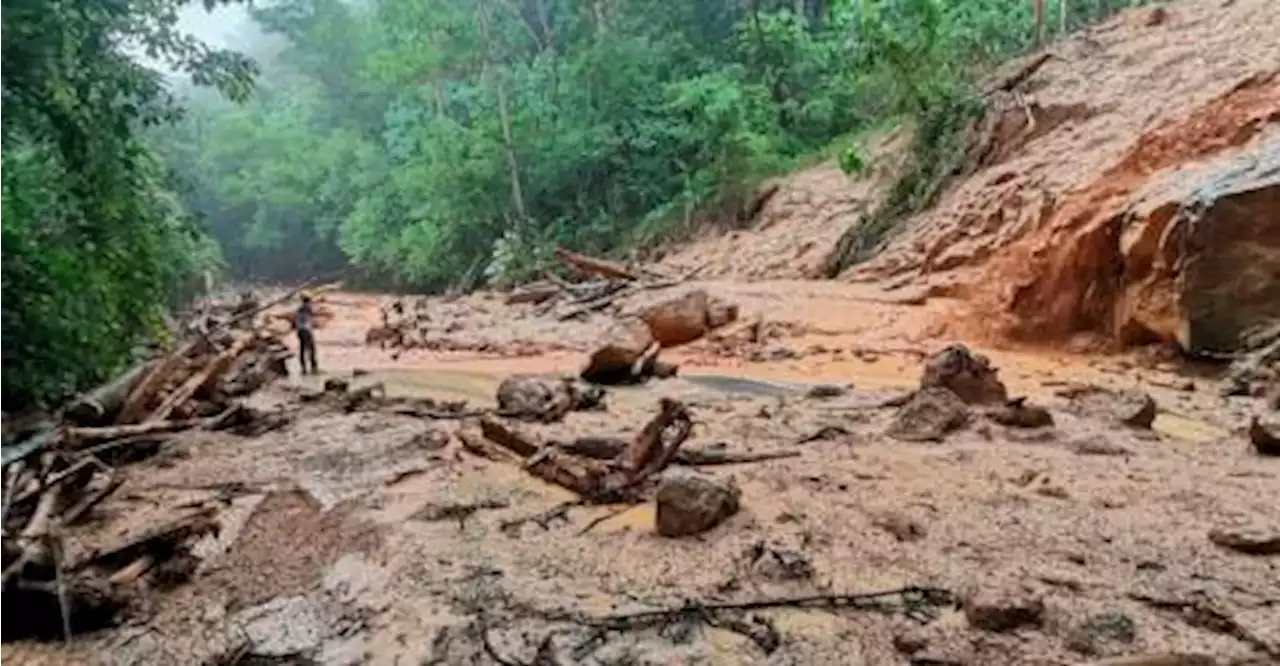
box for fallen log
[983,52,1057,95]
[623,398,693,482]
[146,336,253,423]
[117,340,200,424]
[72,505,219,572]
[65,361,157,426]
[505,283,561,305]
[555,248,639,282]
[66,417,210,444]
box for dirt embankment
[654,0,1280,353]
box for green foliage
[152,0,1132,292]
[839,144,868,176]
[2,0,255,410]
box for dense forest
[3,0,1142,409]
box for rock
[746,543,814,581]
[231,596,328,658]
[893,627,929,654]
[1071,438,1132,457]
[988,398,1054,428]
[805,384,849,399]
[581,317,658,385]
[1113,138,1280,354]
[323,377,350,393]
[1064,385,1157,428]
[1065,612,1137,655]
[638,289,739,348]
[963,586,1045,632]
[920,344,1008,405]
[1207,524,1280,555]
[887,387,971,442]
[655,472,741,537]
[1248,414,1280,456]
[495,375,602,422]
[875,513,927,542]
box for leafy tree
[2,0,255,409]
[153,0,1141,290]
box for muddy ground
[4,283,1277,666]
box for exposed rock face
[921,344,1008,405]
[887,387,971,442]
[1114,132,1280,352]
[654,472,741,537]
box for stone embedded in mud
[654,472,741,537]
[875,513,927,542]
[581,316,658,385]
[1071,438,1132,457]
[323,377,350,394]
[747,543,814,581]
[1064,386,1157,429]
[805,384,849,399]
[1207,524,1280,555]
[963,586,1045,632]
[1248,414,1280,456]
[987,399,1054,428]
[1065,612,1137,656]
[639,289,739,348]
[887,387,971,443]
[920,344,1009,405]
[495,374,602,422]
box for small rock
[655,472,741,537]
[887,387,971,442]
[1145,6,1169,27]
[963,586,1045,632]
[1207,524,1280,555]
[323,377,350,393]
[1248,415,1280,456]
[988,398,1054,428]
[875,513,927,542]
[747,543,814,581]
[351,368,369,377]
[921,344,1009,405]
[1065,612,1137,655]
[1064,386,1157,428]
[1035,484,1070,500]
[805,384,849,399]
[893,627,929,654]
[1071,438,1132,457]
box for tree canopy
[156,0,1139,292]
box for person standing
[296,294,319,375]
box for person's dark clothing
[296,302,318,374]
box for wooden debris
[555,247,640,282]
[66,361,157,426]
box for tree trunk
[477,0,528,221]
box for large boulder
[886,387,971,442]
[638,289,739,348]
[1114,133,1280,353]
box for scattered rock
[893,627,930,654]
[875,513,927,542]
[1065,612,1137,655]
[988,398,1054,428]
[1071,438,1133,457]
[1247,414,1280,456]
[1207,524,1280,555]
[581,317,660,385]
[963,585,1045,632]
[746,542,814,581]
[655,472,741,537]
[1063,386,1157,428]
[495,375,604,422]
[639,289,739,347]
[231,595,328,658]
[805,384,849,399]
[920,344,1009,405]
[887,387,971,442]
